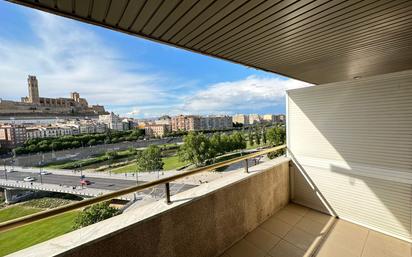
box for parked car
[80,179,91,186]
[23,176,36,182]
[40,171,51,175]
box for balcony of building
[4,148,411,257]
[1,1,412,256]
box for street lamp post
[4,160,7,181]
[135,168,138,185]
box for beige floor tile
[273,209,303,226]
[319,223,367,256]
[268,240,307,257]
[284,227,318,251]
[316,239,361,257]
[225,239,266,257]
[362,231,412,257]
[333,219,368,236]
[304,210,332,225]
[295,216,329,236]
[283,204,310,217]
[260,216,293,238]
[245,227,281,253]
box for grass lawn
[0,211,79,256]
[0,206,43,223]
[112,163,138,173]
[163,155,187,170]
[112,155,187,173]
[246,140,270,150]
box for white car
[23,176,36,182]
[40,171,51,175]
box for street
[5,137,182,167]
[0,170,195,197]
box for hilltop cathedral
[0,75,107,116]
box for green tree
[266,126,286,146]
[87,139,96,146]
[210,133,223,155]
[73,202,119,229]
[249,133,254,146]
[136,145,164,172]
[71,141,81,148]
[178,132,215,166]
[262,130,267,144]
[105,151,118,162]
[28,144,38,153]
[231,131,246,150]
[255,130,261,145]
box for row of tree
[131,132,249,172]
[14,129,144,155]
[247,125,286,147]
[178,132,247,166]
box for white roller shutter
[287,70,412,242]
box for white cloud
[0,11,175,107]
[179,75,311,115]
[0,10,311,118]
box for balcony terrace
[2,0,412,256]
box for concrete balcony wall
[11,158,290,257]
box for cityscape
[0,75,285,152]
[0,75,287,256]
[1,1,410,257]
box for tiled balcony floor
[222,204,412,257]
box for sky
[0,1,311,118]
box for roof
[8,0,412,84]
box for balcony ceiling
[8,0,412,84]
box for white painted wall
[287,70,412,242]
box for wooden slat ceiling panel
[250,5,412,68]
[7,0,412,84]
[117,0,146,30]
[201,0,324,53]
[169,0,243,44]
[243,1,411,65]
[141,0,181,35]
[90,0,110,22]
[74,0,90,18]
[104,0,129,26]
[129,0,163,33]
[176,0,250,46]
[56,0,71,13]
[183,0,267,48]
[218,0,364,58]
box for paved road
[0,170,195,196]
[5,137,182,167]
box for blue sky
[0,1,310,118]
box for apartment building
[26,125,70,139]
[262,114,275,123]
[171,115,201,131]
[200,115,233,130]
[25,120,107,140]
[144,124,171,138]
[232,114,250,126]
[172,115,232,131]
[99,112,124,131]
[0,124,27,148]
[154,115,171,125]
[248,114,262,125]
[276,114,285,123]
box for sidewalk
[5,165,184,182]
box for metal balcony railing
[0,144,286,233]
